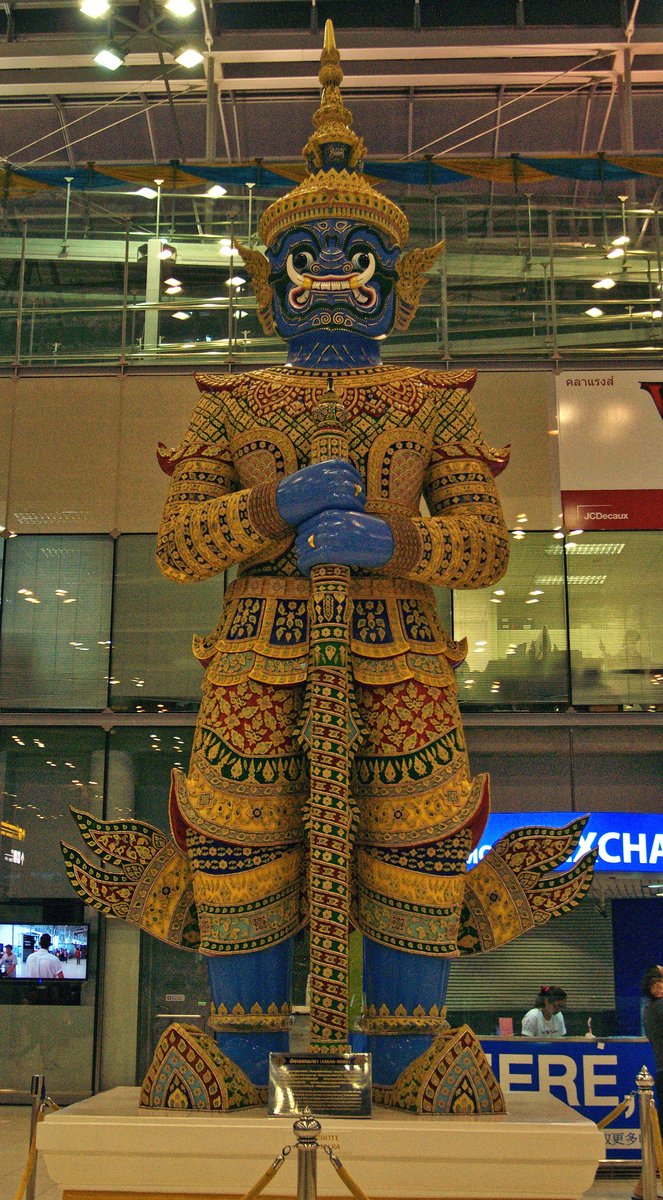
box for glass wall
[0,536,113,710]
[0,727,103,1101]
[452,531,569,708]
[110,536,225,712]
[0,530,661,713]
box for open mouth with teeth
[286,256,378,310]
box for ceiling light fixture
[165,0,196,13]
[158,242,177,260]
[173,44,204,68]
[612,235,630,246]
[135,186,158,199]
[592,277,616,290]
[80,0,110,15]
[206,184,227,198]
[585,306,603,317]
[172,310,192,320]
[94,43,125,70]
[606,247,625,259]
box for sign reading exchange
[467,812,663,872]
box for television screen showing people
[0,922,89,980]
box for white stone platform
[37,1086,603,1200]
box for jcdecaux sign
[467,812,663,872]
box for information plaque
[268,1052,372,1118]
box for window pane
[0,536,113,709]
[106,727,209,1082]
[567,532,663,710]
[110,535,225,711]
[0,726,105,898]
[453,531,569,709]
[0,727,103,1100]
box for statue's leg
[207,939,293,1086]
[363,940,450,1085]
[353,672,488,1088]
[175,674,308,1087]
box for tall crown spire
[302,20,365,174]
[257,21,409,249]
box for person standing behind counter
[522,986,567,1037]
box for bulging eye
[291,250,314,272]
[351,250,373,272]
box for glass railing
[1,196,662,365]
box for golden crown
[258,21,410,249]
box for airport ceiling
[1,0,663,204]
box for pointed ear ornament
[234,240,275,336]
[394,238,445,332]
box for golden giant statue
[63,23,595,1113]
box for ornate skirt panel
[171,656,489,956]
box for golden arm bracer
[61,808,200,951]
[456,816,598,955]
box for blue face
[266,219,400,367]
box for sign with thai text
[556,371,663,530]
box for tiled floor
[0,1103,642,1200]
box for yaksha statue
[64,22,596,1114]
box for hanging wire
[400,49,614,161]
[22,80,205,168]
[437,76,599,159]
[4,67,186,163]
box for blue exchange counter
[480,1036,655,1160]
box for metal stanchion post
[26,1074,45,1200]
[294,1110,321,1200]
[637,1065,657,1200]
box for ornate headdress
[237,21,443,336]
[258,21,409,250]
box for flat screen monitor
[0,921,90,982]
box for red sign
[561,489,663,530]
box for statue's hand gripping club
[276,457,394,574]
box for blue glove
[295,510,394,575]
[275,460,365,527]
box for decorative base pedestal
[38,1085,603,1200]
